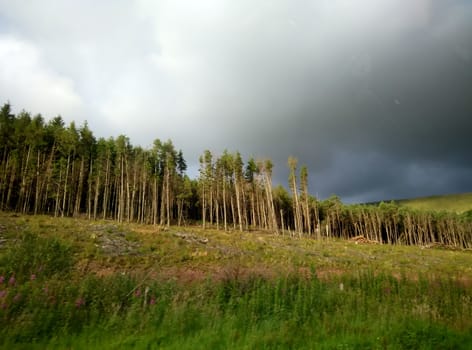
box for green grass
[1,212,472,348]
[1,212,471,278]
[393,192,472,214]
[1,271,471,349]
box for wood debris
[349,235,379,244]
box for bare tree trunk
[125,156,131,223]
[280,209,285,236]
[230,194,236,230]
[102,153,110,220]
[235,176,243,232]
[93,166,101,220]
[223,178,227,231]
[130,159,137,222]
[202,183,206,229]
[250,191,256,229]
[288,157,302,235]
[74,157,85,217]
[153,176,158,226]
[18,145,31,212]
[61,154,70,217]
[166,163,170,227]
[87,159,93,219]
[55,166,62,217]
[33,150,41,215]
[160,170,166,226]
[119,155,125,223]
[300,166,311,235]
[262,162,278,234]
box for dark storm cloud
[304,19,472,202]
[1,0,471,202]
[212,0,472,203]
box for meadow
[0,212,471,349]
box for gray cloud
[1,0,471,203]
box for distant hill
[392,192,472,214]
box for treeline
[0,103,471,248]
[318,198,472,248]
[0,103,193,225]
[197,150,471,248]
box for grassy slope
[393,192,472,214]
[1,211,471,282]
[1,212,472,349]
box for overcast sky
[1,0,471,203]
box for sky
[1,0,471,203]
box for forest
[1,103,471,248]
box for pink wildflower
[8,276,15,286]
[134,289,141,297]
[0,276,4,284]
[30,274,36,281]
[150,297,156,305]
[0,290,7,298]
[75,297,85,309]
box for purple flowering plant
[8,276,15,286]
[75,297,85,309]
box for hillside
[1,212,471,348]
[393,192,472,214]
[1,212,471,280]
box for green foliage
[0,213,470,348]
[461,209,472,221]
[0,232,73,282]
[390,320,470,350]
[0,271,470,349]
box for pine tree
[288,156,302,235]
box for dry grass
[1,211,471,283]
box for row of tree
[1,103,471,248]
[0,103,193,225]
[318,198,471,248]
